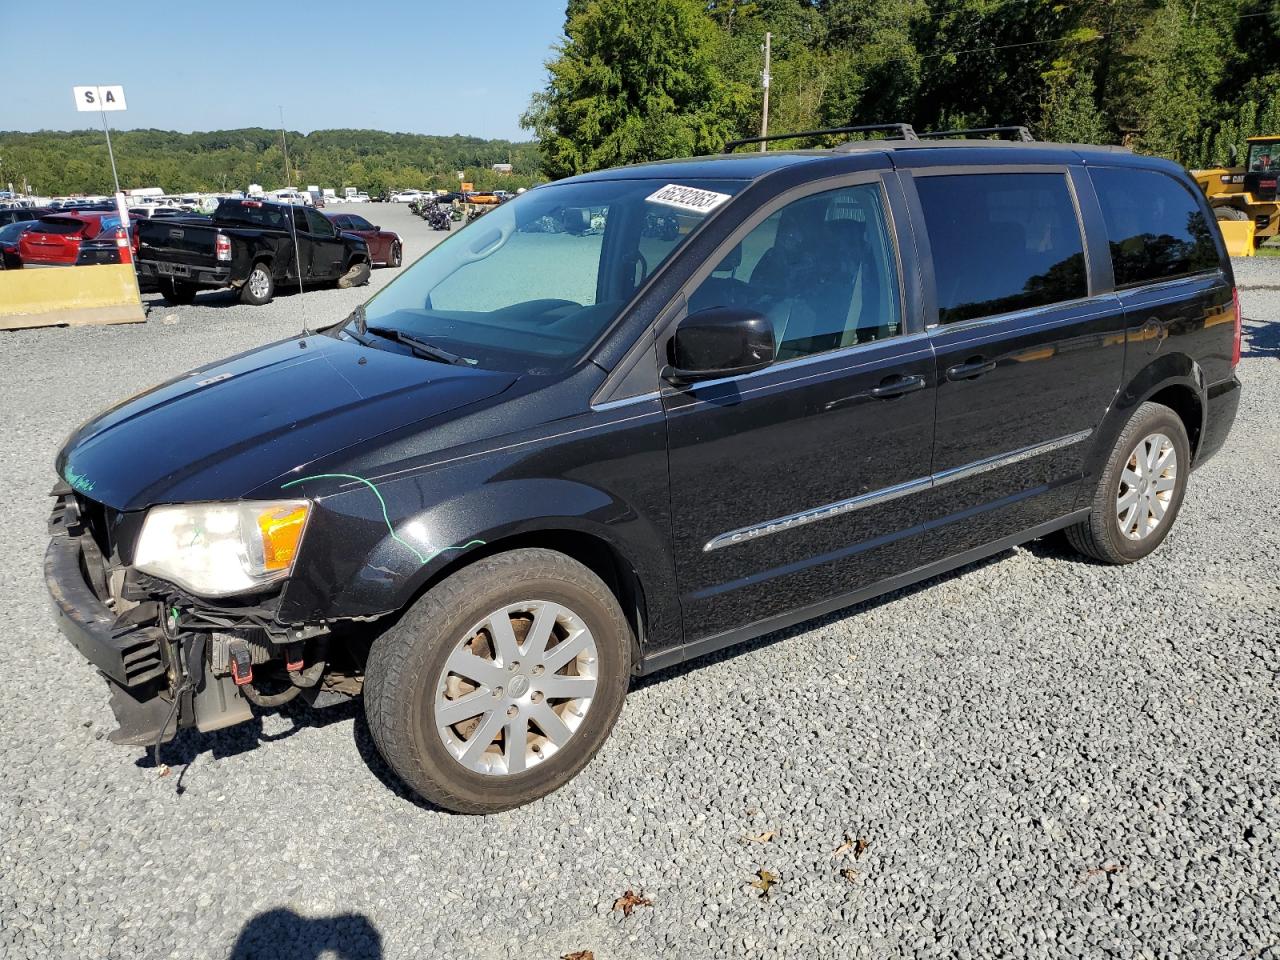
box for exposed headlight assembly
[134,501,310,597]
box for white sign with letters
[73,85,128,112]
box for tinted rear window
[212,201,289,229]
[916,172,1087,324]
[1089,167,1220,288]
[30,218,86,235]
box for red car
[325,212,402,267]
[18,212,115,266]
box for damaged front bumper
[44,488,290,746]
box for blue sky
[5,0,565,141]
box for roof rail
[724,123,919,151]
[919,126,1035,142]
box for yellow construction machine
[1192,135,1280,252]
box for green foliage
[0,128,541,196]
[521,0,751,178]
[524,0,1280,175]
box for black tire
[364,548,632,813]
[163,279,198,305]
[337,259,371,288]
[388,242,402,268]
[239,262,274,305]
[1214,205,1248,221]
[1064,402,1191,564]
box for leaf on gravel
[157,764,171,778]
[612,890,652,917]
[832,834,869,859]
[854,837,870,859]
[744,829,776,844]
[1080,862,1125,880]
[562,952,595,960]
[832,837,854,859]
[839,868,858,883]
[750,869,778,898]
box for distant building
[491,163,514,175]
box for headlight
[134,501,310,597]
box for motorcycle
[424,204,452,231]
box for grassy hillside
[0,128,542,196]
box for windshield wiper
[365,325,468,365]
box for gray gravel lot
[0,205,1277,960]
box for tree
[521,0,751,178]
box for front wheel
[337,259,371,288]
[363,549,632,813]
[1065,402,1191,564]
[1214,205,1248,221]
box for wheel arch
[409,528,648,672]
[1080,353,1207,502]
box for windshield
[353,177,745,373]
[1248,142,1280,173]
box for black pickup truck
[135,198,371,305]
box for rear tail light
[1231,287,1242,369]
[215,232,232,261]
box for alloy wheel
[434,601,598,776]
[1116,431,1178,540]
[248,268,270,300]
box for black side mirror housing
[662,306,775,386]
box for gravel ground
[0,209,1276,960]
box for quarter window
[916,172,1087,325]
[687,183,903,361]
[1090,167,1219,288]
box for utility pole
[759,32,772,152]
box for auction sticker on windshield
[646,184,732,214]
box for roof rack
[724,123,919,151]
[919,126,1035,142]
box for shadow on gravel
[1242,319,1280,359]
[136,696,362,788]
[229,908,382,960]
[634,548,1015,691]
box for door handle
[868,374,927,399]
[945,357,997,381]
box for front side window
[916,172,1087,325]
[687,183,903,361]
[356,177,746,373]
[305,208,335,236]
[1090,167,1219,288]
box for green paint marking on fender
[280,472,484,566]
[64,466,96,494]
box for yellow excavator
[1192,135,1280,252]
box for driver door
[303,207,346,279]
[662,174,939,643]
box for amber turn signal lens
[257,505,309,571]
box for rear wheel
[163,279,198,305]
[1214,205,1248,221]
[1064,402,1190,564]
[363,548,632,813]
[239,262,274,305]
[388,242,402,268]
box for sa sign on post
[73,85,128,112]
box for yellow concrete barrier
[1218,219,1255,257]
[0,264,145,330]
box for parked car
[134,198,370,304]
[17,212,117,265]
[390,190,423,203]
[46,131,1241,813]
[325,212,402,267]
[0,206,51,227]
[0,219,38,268]
[130,206,187,219]
[73,215,143,266]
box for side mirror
[662,306,775,386]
